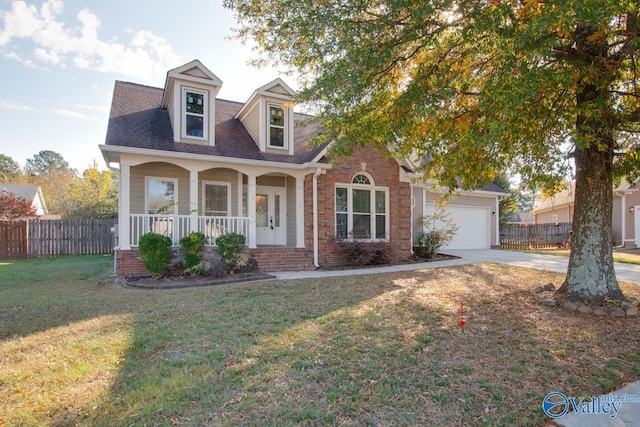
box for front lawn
[1,256,639,426]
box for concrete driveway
[445,250,640,284]
[275,249,640,284]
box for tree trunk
[557,145,623,302]
[557,24,624,303]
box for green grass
[1,256,640,425]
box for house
[532,180,639,248]
[531,182,575,225]
[0,183,48,216]
[508,211,534,225]
[100,60,504,277]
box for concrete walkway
[275,249,640,284]
[275,249,640,426]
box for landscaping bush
[215,233,246,273]
[138,233,173,277]
[207,259,228,279]
[338,240,391,266]
[414,205,458,259]
[179,232,206,270]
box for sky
[0,0,289,172]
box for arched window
[335,173,388,240]
[352,174,371,185]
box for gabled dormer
[161,60,222,145]
[235,78,296,155]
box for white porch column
[119,163,131,249]
[189,169,198,233]
[296,176,305,248]
[237,171,244,218]
[247,174,257,248]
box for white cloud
[74,103,109,113]
[3,50,41,68]
[0,0,182,83]
[52,109,96,120]
[0,100,37,111]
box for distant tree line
[0,150,117,219]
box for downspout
[613,191,626,249]
[312,168,323,268]
[495,196,501,248]
[107,162,120,274]
[409,182,415,253]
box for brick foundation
[250,247,315,272]
[115,248,148,279]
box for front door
[255,186,286,245]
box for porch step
[250,247,315,272]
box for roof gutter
[98,144,332,172]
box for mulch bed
[120,253,459,290]
[121,271,276,290]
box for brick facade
[306,145,412,268]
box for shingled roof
[105,81,327,164]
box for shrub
[179,232,205,270]
[414,204,458,259]
[338,240,391,266]
[184,261,210,276]
[138,233,173,277]
[215,233,246,273]
[208,259,228,279]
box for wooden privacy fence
[0,218,116,259]
[0,220,28,259]
[500,222,572,250]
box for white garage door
[425,204,490,249]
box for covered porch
[115,155,326,251]
[129,213,248,247]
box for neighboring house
[532,182,576,225]
[508,211,535,224]
[532,180,639,248]
[100,60,504,277]
[0,183,48,216]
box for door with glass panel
[255,186,286,245]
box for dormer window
[183,88,207,140]
[268,104,286,148]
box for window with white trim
[203,182,230,216]
[183,88,207,139]
[268,104,286,148]
[146,178,177,214]
[335,173,388,240]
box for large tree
[24,150,72,177]
[227,0,640,302]
[0,154,22,182]
[66,166,118,219]
[23,150,76,217]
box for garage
[424,204,490,249]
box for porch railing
[129,214,249,247]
